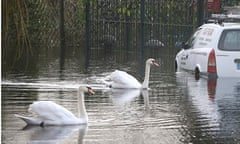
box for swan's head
[146,58,159,66]
[79,86,95,94]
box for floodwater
[2,52,240,144]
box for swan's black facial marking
[151,59,159,66]
[87,86,95,94]
[86,86,92,90]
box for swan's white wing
[29,101,78,122]
[110,70,141,88]
[15,114,43,125]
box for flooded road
[2,53,240,144]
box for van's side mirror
[175,41,185,49]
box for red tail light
[208,49,217,73]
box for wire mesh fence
[86,0,195,58]
[3,0,201,72]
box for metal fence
[3,0,240,74]
[27,0,85,50]
[3,0,203,71]
[4,0,238,60]
[85,0,196,60]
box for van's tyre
[195,68,200,80]
[175,61,178,72]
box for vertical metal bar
[140,0,145,54]
[140,0,145,79]
[204,0,209,19]
[60,0,65,70]
[126,14,130,51]
[85,0,90,69]
[197,0,204,27]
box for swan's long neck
[142,63,151,89]
[77,90,88,121]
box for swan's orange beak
[88,88,95,95]
[152,61,159,66]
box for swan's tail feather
[15,114,43,126]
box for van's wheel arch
[195,67,200,80]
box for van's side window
[185,28,202,49]
[219,30,240,51]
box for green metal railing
[85,0,196,60]
[3,0,210,72]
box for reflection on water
[21,125,87,143]
[2,53,240,144]
[110,89,141,105]
[176,72,240,143]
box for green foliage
[2,0,86,73]
[117,1,140,17]
[2,0,32,55]
[2,0,34,71]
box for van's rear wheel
[195,68,200,80]
[175,61,178,72]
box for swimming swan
[15,86,94,126]
[106,58,159,89]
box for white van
[175,21,240,79]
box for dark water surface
[2,52,240,144]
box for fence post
[60,0,66,69]
[85,0,90,69]
[140,0,145,79]
[197,0,204,27]
[126,15,130,50]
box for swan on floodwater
[15,86,94,126]
[104,58,159,89]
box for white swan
[106,58,159,89]
[15,86,94,126]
